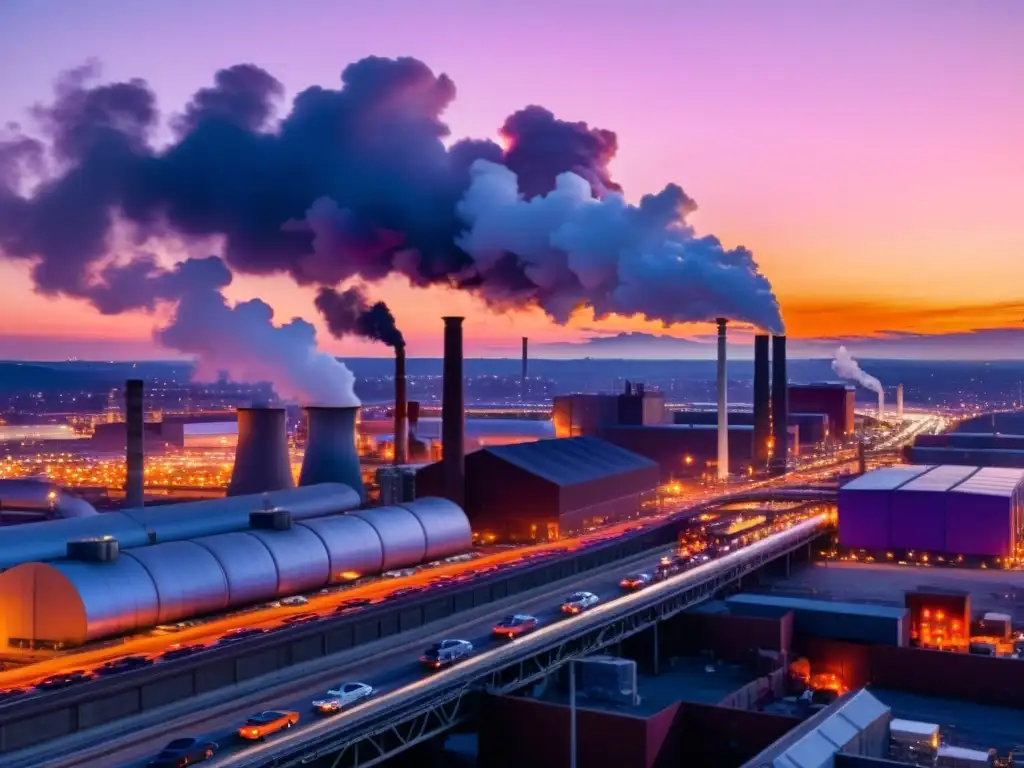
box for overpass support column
[784,551,791,577]
[652,623,660,676]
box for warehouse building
[671,410,829,446]
[908,432,1024,468]
[838,465,1024,560]
[416,437,660,540]
[552,385,667,438]
[598,424,762,479]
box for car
[311,682,375,714]
[389,587,423,599]
[619,573,652,590]
[147,736,218,767]
[419,639,474,669]
[280,596,309,607]
[159,644,206,662]
[561,591,599,615]
[383,569,416,578]
[94,655,154,676]
[237,710,300,741]
[217,628,266,646]
[492,614,539,639]
[34,671,93,691]
[280,612,320,626]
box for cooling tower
[716,318,729,480]
[227,407,295,497]
[124,379,145,508]
[771,335,789,473]
[394,346,408,465]
[442,316,465,508]
[298,406,365,502]
[896,384,904,419]
[753,335,771,466]
[521,336,528,402]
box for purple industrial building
[839,464,1024,559]
[909,432,1024,468]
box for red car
[492,614,538,639]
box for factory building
[551,385,666,439]
[908,432,1024,468]
[416,437,660,540]
[788,382,856,439]
[0,497,472,648]
[838,464,1024,560]
[599,424,762,479]
[360,417,555,450]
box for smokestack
[716,318,729,480]
[442,316,465,508]
[124,379,144,508]
[896,384,904,420]
[521,336,528,403]
[228,407,295,497]
[878,389,885,421]
[394,346,408,465]
[753,335,770,467]
[771,335,788,473]
[407,400,421,435]
[298,406,366,502]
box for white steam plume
[831,345,882,394]
[456,160,784,334]
[152,256,359,406]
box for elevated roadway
[3,515,828,768]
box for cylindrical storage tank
[0,479,99,518]
[244,527,331,596]
[348,506,428,570]
[298,514,385,581]
[0,558,160,647]
[192,532,279,606]
[400,497,472,561]
[125,541,230,624]
[67,538,120,563]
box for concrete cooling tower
[227,407,295,497]
[298,406,366,502]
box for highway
[6,527,721,768]
[0,465,837,693]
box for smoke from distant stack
[0,55,785,405]
[831,346,884,417]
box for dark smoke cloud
[315,285,404,349]
[0,54,784,372]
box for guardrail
[225,516,828,768]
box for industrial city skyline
[1,0,1021,362]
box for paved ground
[763,561,1024,623]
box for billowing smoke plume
[315,285,404,349]
[0,56,784,382]
[832,346,882,394]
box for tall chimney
[877,389,885,421]
[394,346,408,465]
[716,318,729,480]
[442,316,465,508]
[771,335,789,473]
[521,336,528,403]
[124,379,144,508]
[298,406,365,502]
[753,335,771,467]
[896,384,904,420]
[228,407,295,497]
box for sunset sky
[1,0,1022,360]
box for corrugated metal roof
[726,593,908,620]
[951,466,1024,497]
[897,464,978,492]
[481,437,658,487]
[839,465,933,492]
